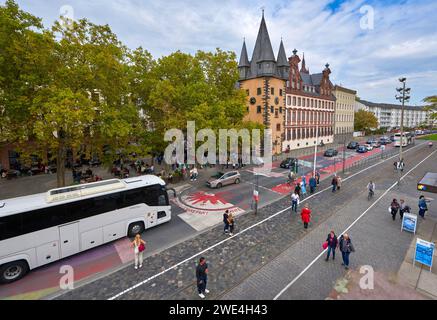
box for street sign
[414,238,435,271]
[401,213,417,234]
[298,160,313,168]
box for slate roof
[359,100,426,111]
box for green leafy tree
[354,110,378,132]
[423,95,437,122]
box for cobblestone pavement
[54,142,432,300]
[223,146,436,300]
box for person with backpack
[325,231,338,261]
[223,210,230,234]
[196,257,209,299]
[301,203,311,229]
[132,234,146,270]
[418,195,430,219]
[291,191,300,213]
[339,233,355,270]
[390,198,400,221]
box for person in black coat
[325,231,338,261]
[223,210,229,234]
[294,183,301,197]
[196,257,209,299]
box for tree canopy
[0,0,257,186]
[354,109,379,132]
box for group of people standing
[390,195,430,221]
[324,231,355,270]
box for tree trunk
[56,141,66,187]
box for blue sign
[401,213,417,233]
[414,239,435,270]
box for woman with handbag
[325,231,338,261]
[132,234,146,269]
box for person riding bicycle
[367,181,375,197]
[429,141,433,148]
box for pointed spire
[238,39,250,68]
[251,13,276,63]
[276,39,288,67]
[300,52,309,74]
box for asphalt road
[0,142,398,299]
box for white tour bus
[0,175,174,284]
[394,132,413,147]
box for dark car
[356,145,368,153]
[280,157,298,169]
[347,141,359,149]
[379,137,391,145]
[324,149,338,157]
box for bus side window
[0,214,22,241]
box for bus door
[146,211,157,228]
[59,222,80,258]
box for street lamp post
[396,78,411,185]
[313,124,319,177]
[342,136,346,174]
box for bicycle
[367,189,374,201]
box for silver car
[207,171,241,189]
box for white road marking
[273,148,437,300]
[107,142,426,300]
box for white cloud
[7,0,437,104]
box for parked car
[371,141,381,148]
[379,137,391,145]
[207,171,241,189]
[364,144,373,151]
[356,145,368,153]
[367,139,377,145]
[280,157,298,169]
[324,148,338,157]
[347,141,359,149]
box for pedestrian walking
[294,182,301,198]
[331,175,338,192]
[325,231,338,261]
[399,199,411,219]
[196,257,209,299]
[223,210,229,234]
[336,176,342,191]
[315,170,321,185]
[291,191,300,213]
[300,181,307,198]
[227,212,235,236]
[309,175,317,194]
[418,195,430,219]
[300,203,311,229]
[190,166,198,181]
[339,233,355,269]
[390,198,400,221]
[132,234,146,270]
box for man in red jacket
[301,203,311,229]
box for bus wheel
[0,260,29,284]
[128,222,145,238]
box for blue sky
[7,0,437,105]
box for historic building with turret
[238,12,289,155]
[238,13,336,153]
[283,51,336,151]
